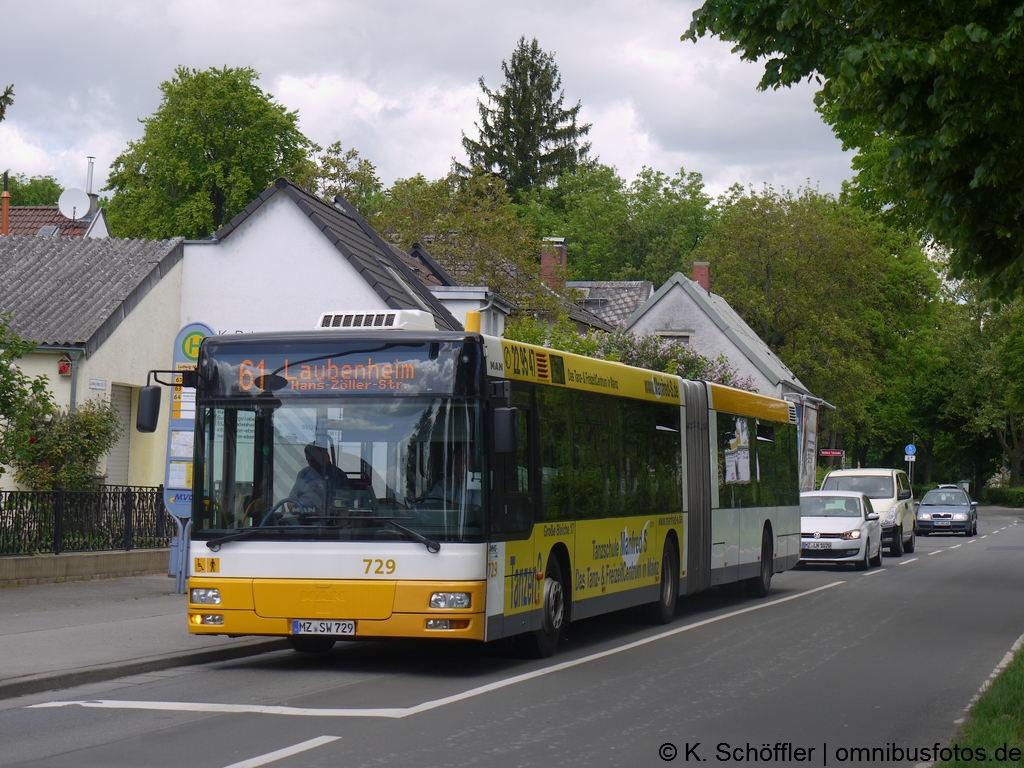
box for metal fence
[0,486,172,556]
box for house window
[659,333,690,346]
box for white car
[820,468,916,556]
[799,491,883,570]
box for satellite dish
[58,188,91,221]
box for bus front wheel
[524,556,566,658]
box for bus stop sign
[163,323,213,520]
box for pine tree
[458,38,591,196]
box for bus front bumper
[188,578,487,641]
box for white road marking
[898,558,918,566]
[861,568,886,576]
[30,583,844,720]
[950,544,962,550]
[967,539,977,544]
[928,550,941,556]
[222,736,340,768]
[962,630,1024,713]
[981,535,989,539]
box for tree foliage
[0,315,53,482]
[0,84,13,123]
[12,400,122,491]
[458,37,591,196]
[516,164,716,285]
[504,315,755,389]
[690,185,940,457]
[372,172,558,313]
[3,172,63,206]
[685,1,1024,299]
[106,66,312,239]
[294,141,384,217]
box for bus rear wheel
[523,556,565,658]
[288,635,336,654]
[644,539,678,624]
[745,527,773,598]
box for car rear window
[821,475,894,498]
[801,496,862,517]
[921,490,968,506]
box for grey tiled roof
[567,281,654,327]
[0,235,184,356]
[211,179,461,331]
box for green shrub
[12,399,122,490]
[982,486,1024,508]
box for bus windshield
[193,397,484,544]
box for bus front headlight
[190,588,221,605]
[430,592,471,609]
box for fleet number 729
[364,559,396,574]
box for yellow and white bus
[166,310,800,656]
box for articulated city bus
[149,309,799,657]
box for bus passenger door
[490,387,537,636]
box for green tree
[373,172,558,313]
[516,164,716,284]
[4,173,63,206]
[0,84,13,123]
[458,37,591,197]
[294,140,384,217]
[685,1,1024,298]
[691,186,940,459]
[13,400,122,491]
[0,314,54,482]
[106,66,312,239]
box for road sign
[905,444,917,456]
[819,449,844,457]
[905,454,916,462]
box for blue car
[915,487,978,536]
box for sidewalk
[0,574,286,700]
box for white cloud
[0,0,852,197]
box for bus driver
[290,444,352,511]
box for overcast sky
[0,0,852,200]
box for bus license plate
[292,619,356,636]
[803,541,832,550]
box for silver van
[820,468,915,556]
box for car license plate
[292,619,355,636]
[803,541,832,550]
[935,521,951,527]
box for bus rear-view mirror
[493,407,518,454]
[137,386,162,433]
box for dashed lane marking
[950,544,962,550]
[223,736,340,768]
[928,550,942,556]
[29,583,845,719]
[898,558,919,566]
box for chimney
[693,261,711,293]
[86,156,99,217]
[1,171,9,236]
[541,237,567,291]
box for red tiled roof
[6,207,87,237]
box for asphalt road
[3,507,1022,768]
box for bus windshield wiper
[205,525,320,551]
[332,515,441,553]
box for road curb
[0,638,289,701]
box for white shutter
[106,385,132,485]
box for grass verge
[941,636,1024,767]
